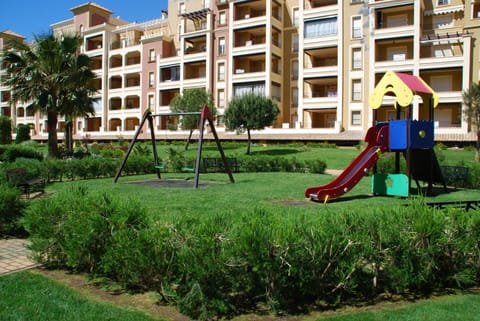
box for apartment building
[1,0,478,142]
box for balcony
[160,66,180,82]
[304,0,338,20]
[233,54,266,78]
[374,37,415,71]
[303,78,338,109]
[110,54,122,69]
[304,0,337,9]
[184,61,207,87]
[181,8,211,36]
[125,95,140,110]
[373,5,414,39]
[109,97,122,111]
[90,78,102,91]
[419,35,465,69]
[89,56,103,71]
[109,76,122,90]
[303,47,338,78]
[232,0,281,29]
[86,35,103,52]
[159,89,180,108]
[303,17,338,48]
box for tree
[224,93,279,154]
[2,33,95,158]
[462,83,480,162]
[58,47,96,155]
[169,88,215,150]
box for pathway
[0,238,39,276]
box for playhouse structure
[305,71,445,202]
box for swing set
[113,105,235,188]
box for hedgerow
[23,188,480,319]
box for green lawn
[0,272,162,321]
[5,143,479,320]
[1,271,480,321]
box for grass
[4,144,480,320]
[2,272,480,321]
[320,293,480,321]
[0,271,162,321]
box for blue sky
[1,0,169,42]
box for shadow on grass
[250,149,300,156]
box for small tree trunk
[47,110,59,159]
[246,128,251,155]
[65,122,73,155]
[476,130,480,162]
[185,129,193,151]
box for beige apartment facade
[1,0,479,143]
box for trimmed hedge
[0,144,44,162]
[23,188,480,319]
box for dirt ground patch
[32,268,476,321]
[126,178,217,189]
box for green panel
[372,173,409,197]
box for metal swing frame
[114,105,235,188]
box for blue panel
[389,120,408,150]
[410,120,434,149]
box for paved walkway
[0,238,39,276]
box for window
[352,47,362,70]
[218,37,225,55]
[218,89,225,108]
[430,75,452,92]
[202,0,210,9]
[217,62,225,81]
[433,45,453,57]
[293,7,299,27]
[351,111,361,125]
[149,72,155,87]
[438,0,449,5]
[148,95,154,109]
[149,49,155,62]
[386,14,407,28]
[433,15,454,29]
[304,18,338,38]
[387,47,407,61]
[352,79,362,101]
[352,16,362,38]
[292,33,298,52]
[233,82,265,96]
[179,2,185,14]
[292,60,298,80]
[219,11,227,25]
[292,87,298,107]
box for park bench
[425,200,479,212]
[6,167,45,198]
[202,157,240,173]
[440,165,469,188]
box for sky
[1,0,169,42]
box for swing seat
[182,167,195,173]
[154,165,165,170]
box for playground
[3,72,480,320]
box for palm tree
[462,83,480,162]
[2,33,95,158]
[58,44,97,155]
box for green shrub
[15,124,31,144]
[1,144,44,162]
[0,116,12,145]
[0,182,26,236]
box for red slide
[305,125,388,202]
